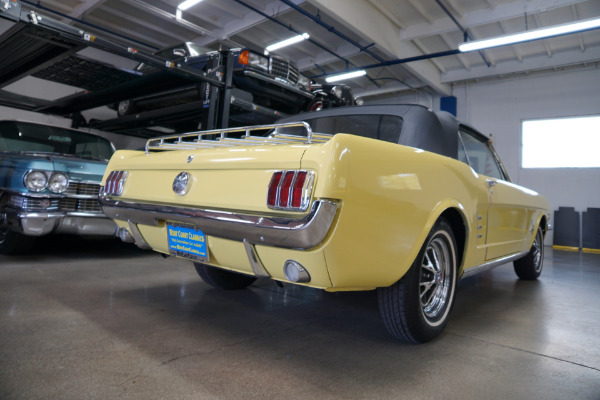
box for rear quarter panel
[302,134,486,289]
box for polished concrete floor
[1,236,599,400]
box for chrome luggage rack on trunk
[145,122,333,154]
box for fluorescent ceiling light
[459,17,600,52]
[178,0,203,11]
[325,70,367,83]
[175,9,182,20]
[266,33,310,52]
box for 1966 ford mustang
[100,104,550,342]
[0,120,118,254]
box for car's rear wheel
[378,218,458,343]
[194,262,256,290]
[0,214,36,255]
[513,226,544,280]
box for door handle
[487,179,497,188]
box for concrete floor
[1,236,599,400]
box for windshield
[280,114,404,144]
[0,121,114,161]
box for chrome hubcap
[118,100,130,115]
[420,235,452,320]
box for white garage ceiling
[17,0,600,100]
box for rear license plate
[167,222,208,263]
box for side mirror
[173,48,187,57]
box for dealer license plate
[167,222,209,263]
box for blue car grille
[270,58,299,84]
[58,198,102,213]
[10,181,103,213]
[63,182,101,196]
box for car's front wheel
[194,262,256,290]
[0,214,36,255]
[378,218,458,343]
[513,226,544,280]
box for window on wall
[522,115,600,168]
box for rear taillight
[267,170,314,211]
[104,170,128,196]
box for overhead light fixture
[325,70,367,83]
[177,0,203,11]
[459,17,600,52]
[176,9,182,20]
[266,33,310,52]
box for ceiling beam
[401,0,588,42]
[67,0,106,19]
[296,42,366,71]
[307,0,450,95]
[193,0,306,46]
[441,46,600,83]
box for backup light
[325,70,367,83]
[284,260,311,283]
[459,17,600,52]
[266,33,309,52]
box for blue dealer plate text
[167,223,208,262]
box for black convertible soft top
[279,104,490,160]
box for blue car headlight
[24,171,48,192]
[23,171,69,193]
[48,173,69,193]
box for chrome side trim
[243,239,270,278]
[461,250,529,279]
[99,194,338,250]
[127,220,152,250]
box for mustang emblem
[172,172,191,195]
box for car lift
[0,0,285,137]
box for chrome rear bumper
[99,193,338,250]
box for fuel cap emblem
[173,172,191,195]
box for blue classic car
[0,120,118,254]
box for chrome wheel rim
[118,100,131,115]
[532,231,543,273]
[420,234,452,320]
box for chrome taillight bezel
[103,170,128,196]
[267,170,314,212]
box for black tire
[0,223,36,255]
[377,218,458,343]
[513,226,544,280]
[117,100,136,116]
[194,262,256,290]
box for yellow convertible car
[100,104,550,343]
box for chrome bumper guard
[99,193,338,250]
